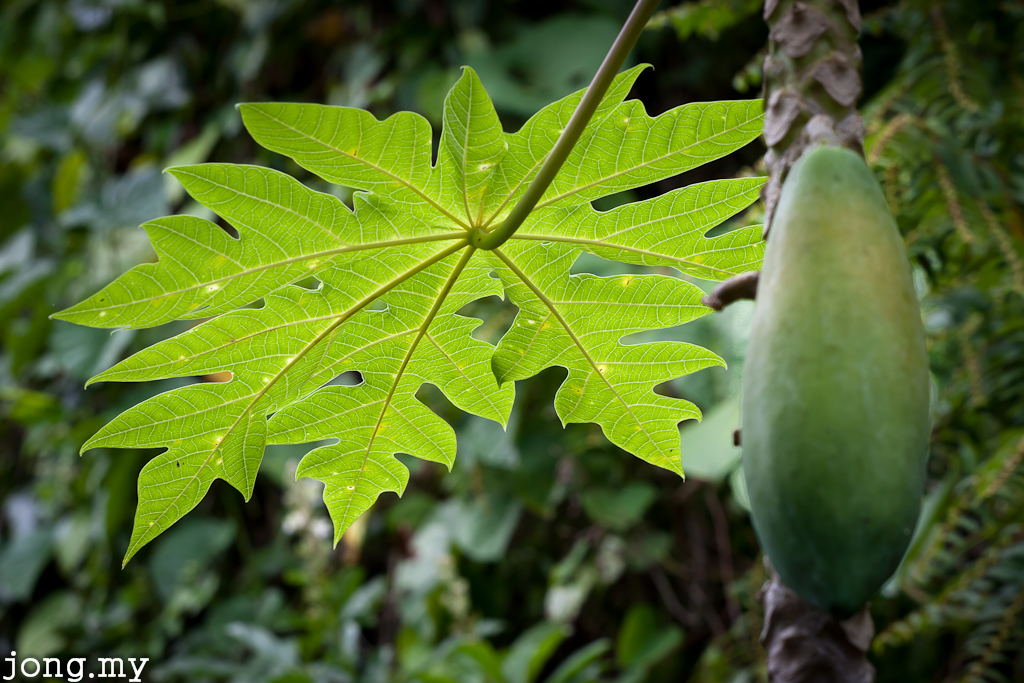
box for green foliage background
[0,1,1021,682]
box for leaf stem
[56,231,467,324]
[508,233,747,279]
[469,0,660,250]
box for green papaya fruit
[741,145,930,617]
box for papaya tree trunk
[761,0,865,235]
[757,1,875,681]
[760,561,876,683]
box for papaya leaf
[56,65,764,564]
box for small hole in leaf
[203,370,233,383]
[326,370,362,387]
[292,276,321,291]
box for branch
[701,271,760,311]
[705,487,740,623]
[470,0,661,250]
[650,566,700,628]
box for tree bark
[761,0,866,237]
[756,2,875,680]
